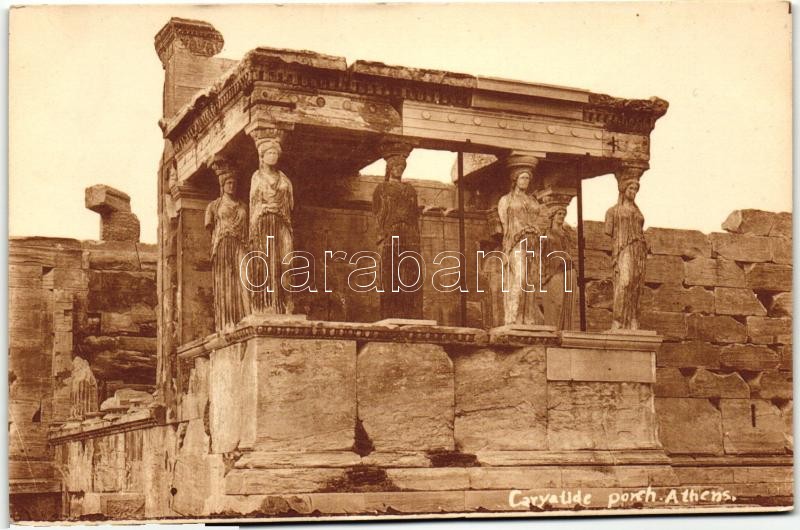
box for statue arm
[204,201,215,231]
[282,171,294,212]
[249,173,259,214]
[604,206,615,237]
[497,195,509,232]
[372,185,385,224]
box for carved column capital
[615,160,649,192]
[210,155,238,184]
[379,138,415,162]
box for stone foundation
[47,321,792,520]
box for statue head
[256,138,282,168]
[510,168,532,192]
[385,155,408,182]
[548,205,568,227]
[619,178,640,202]
[219,173,236,196]
[506,155,539,193]
[380,140,412,181]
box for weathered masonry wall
[9,201,792,520]
[9,201,158,520]
[582,210,792,459]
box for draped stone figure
[372,143,423,320]
[205,158,248,330]
[247,135,294,315]
[604,169,648,330]
[497,158,545,326]
[541,205,575,330]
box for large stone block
[768,292,792,317]
[769,212,792,238]
[709,232,773,263]
[746,316,791,344]
[547,348,654,383]
[654,368,689,397]
[454,346,546,451]
[720,344,780,371]
[657,341,721,368]
[720,399,786,454]
[655,398,723,455]
[752,371,793,400]
[87,270,157,312]
[172,420,225,516]
[358,342,454,452]
[584,250,612,280]
[745,263,792,292]
[547,382,658,450]
[769,237,792,264]
[684,258,746,288]
[208,342,257,453]
[686,314,745,343]
[649,285,714,313]
[92,433,125,492]
[639,311,686,339]
[645,227,711,258]
[255,338,357,452]
[714,287,767,316]
[583,220,612,251]
[688,369,749,398]
[644,255,684,284]
[721,209,789,237]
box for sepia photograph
[6,0,794,525]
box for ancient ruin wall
[8,189,792,519]
[8,189,158,520]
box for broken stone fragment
[85,184,141,242]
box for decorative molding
[48,406,166,445]
[154,17,224,67]
[584,94,669,134]
[560,330,663,351]
[177,320,489,359]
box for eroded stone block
[359,342,454,452]
[768,292,792,317]
[657,341,721,368]
[722,209,783,237]
[745,263,792,292]
[548,382,657,450]
[644,255,684,284]
[720,344,780,371]
[720,399,785,454]
[688,369,749,398]
[654,368,689,397]
[655,398,723,455]
[746,316,791,344]
[255,338,356,452]
[684,258,745,288]
[454,346,546,451]
[709,233,773,262]
[645,227,711,258]
[686,314,745,343]
[714,287,767,316]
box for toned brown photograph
[7,1,794,524]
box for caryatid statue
[604,163,648,330]
[372,141,423,320]
[541,203,576,330]
[246,129,295,315]
[497,155,545,326]
[205,156,248,331]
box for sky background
[9,1,792,244]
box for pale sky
[9,1,792,244]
